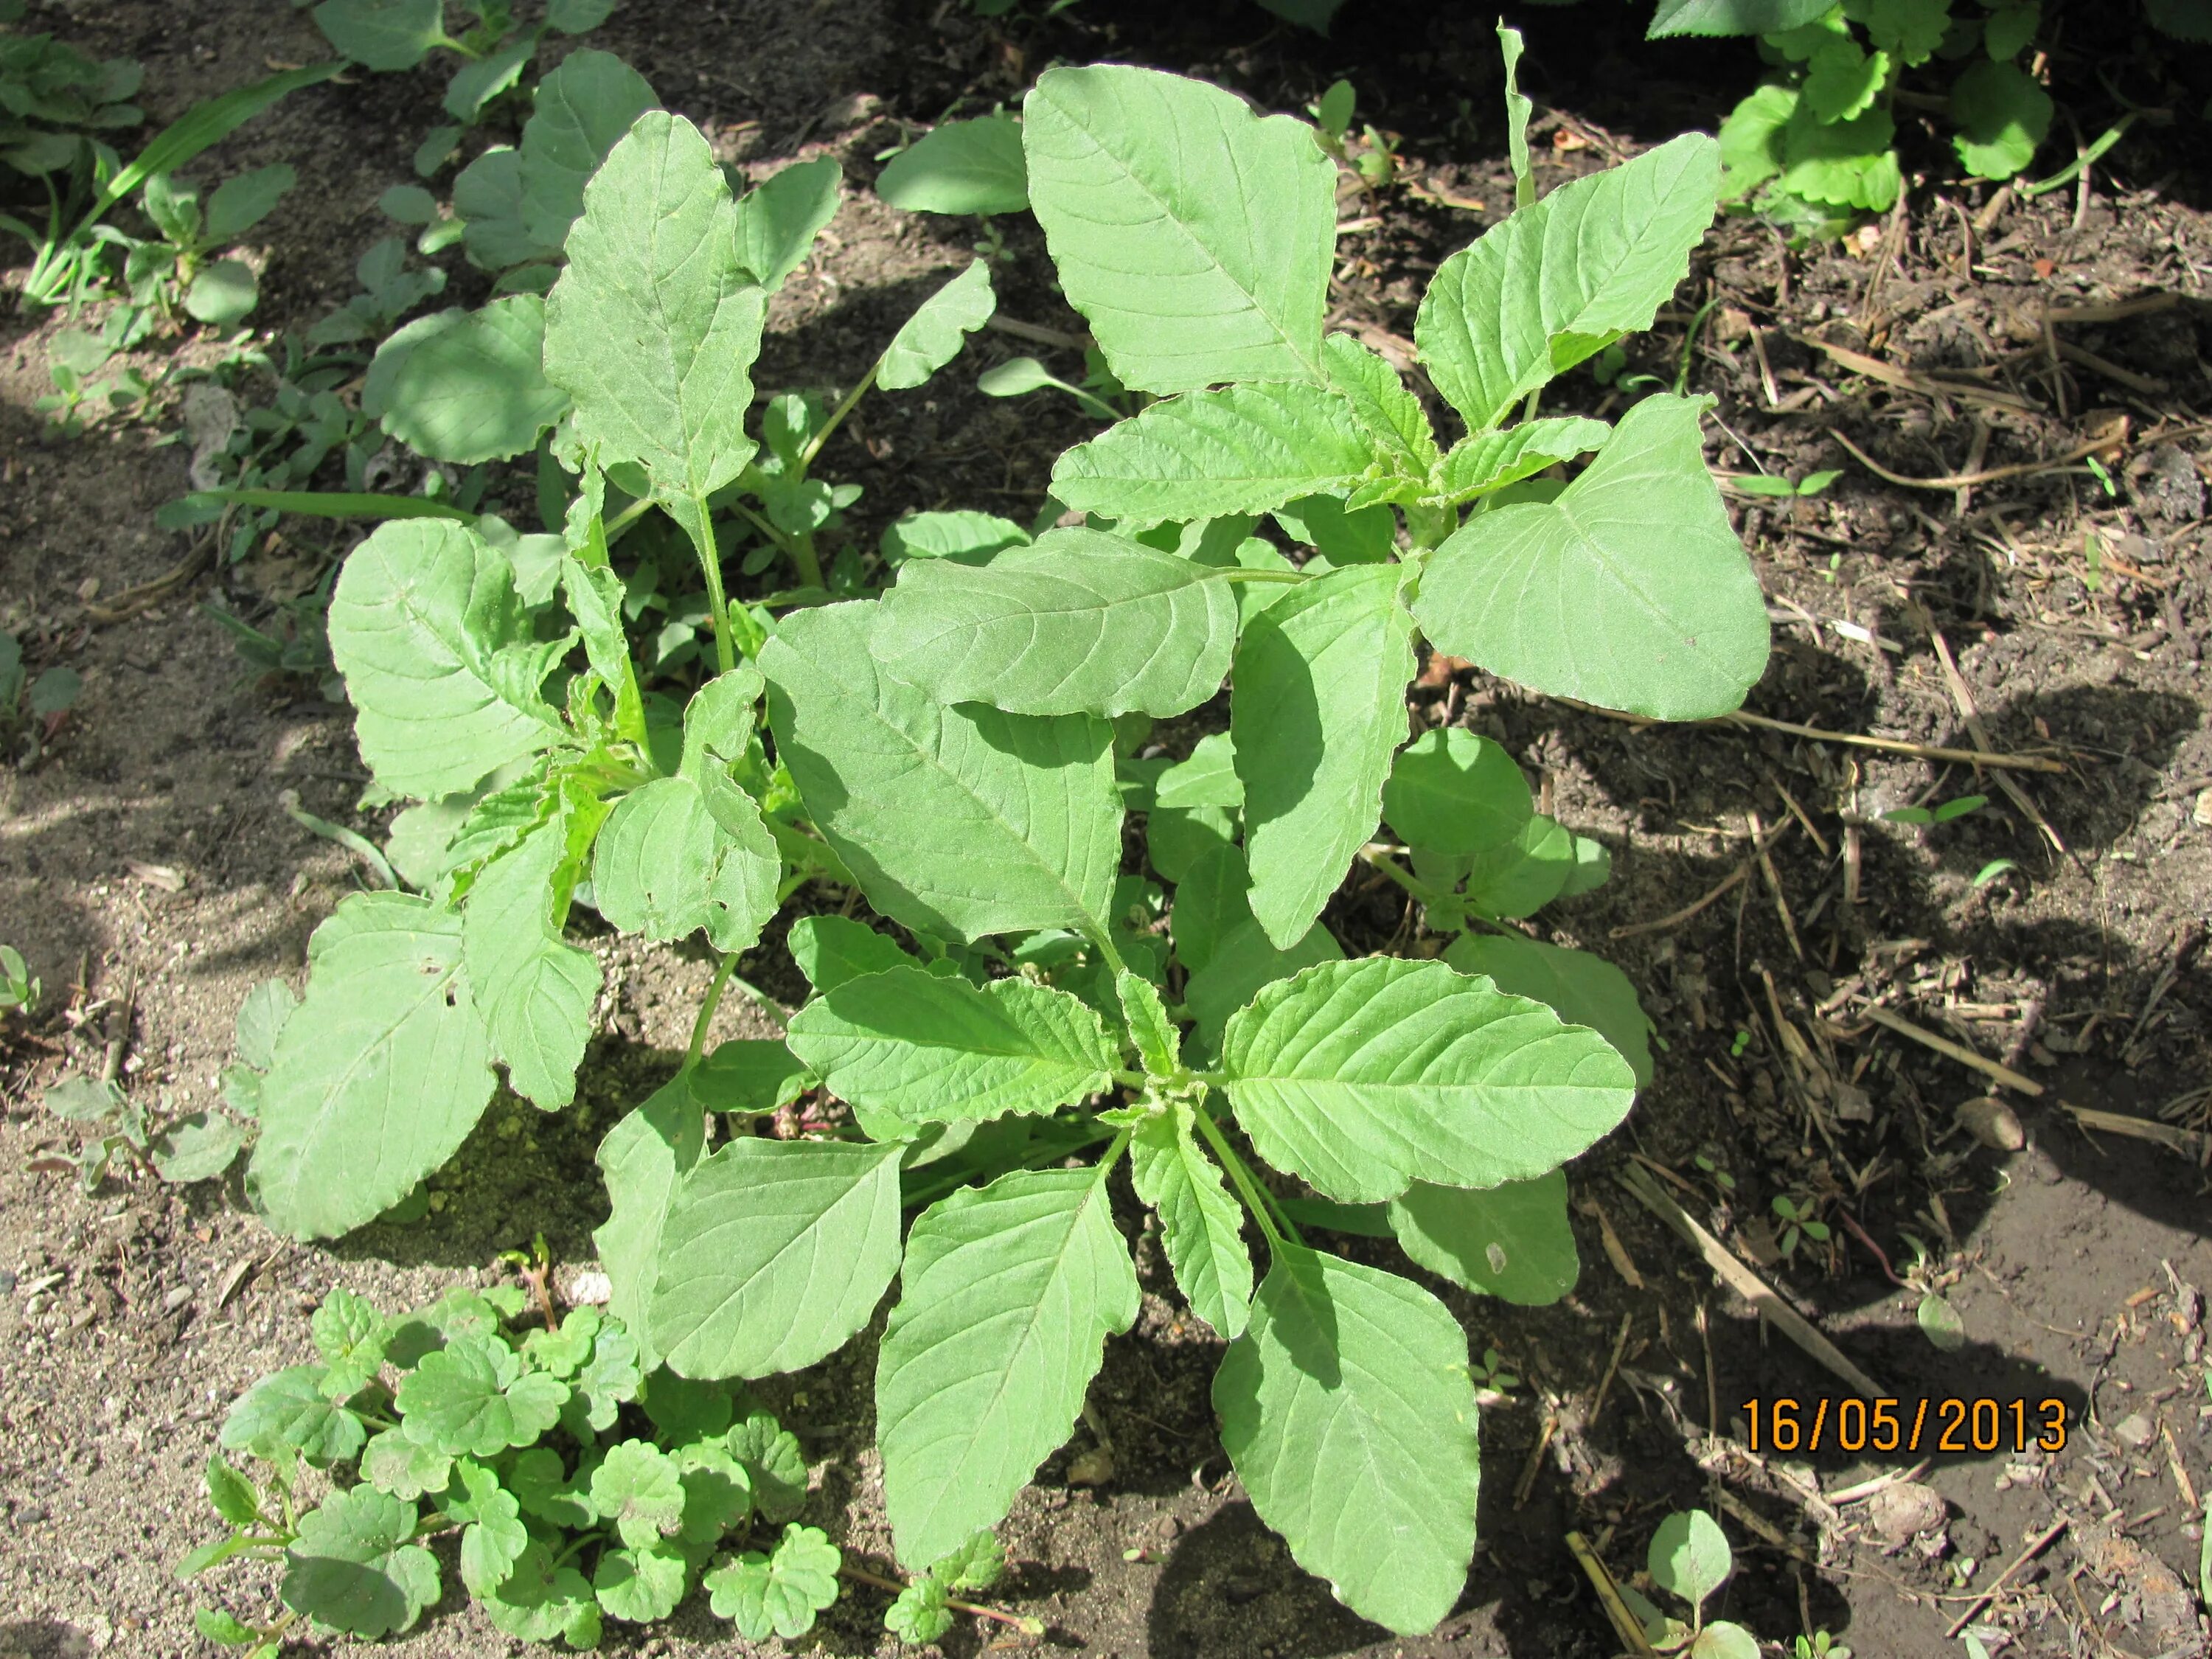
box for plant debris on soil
[2,2,2210,1656]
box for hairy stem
[686,493,736,674]
[1192,1105,1300,1250]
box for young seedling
[0,945,38,1016]
[1770,1192,1831,1262]
[1882,793,1986,827]
[1630,1508,1760,1658]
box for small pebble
[2113,1412,2156,1450]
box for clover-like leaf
[281,1486,439,1639]
[591,1439,686,1548]
[726,1411,810,1524]
[448,1460,529,1598]
[704,1523,841,1641]
[221,1366,367,1466]
[395,1332,568,1458]
[311,1287,391,1399]
[594,1541,690,1623]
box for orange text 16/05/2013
[1739,1396,2070,1456]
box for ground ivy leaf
[362,296,569,464]
[591,1439,686,1548]
[877,114,1029,215]
[1023,65,1334,392]
[450,1461,529,1598]
[311,1287,391,1399]
[1217,957,1636,1203]
[327,520,560,799]
[1388,1169,1580,1304]
[1444,931,1652,1087]
[649,1137,904,1380]
[726,1412,810,1524]
[479,1538,598,1644]
[672,1442,754,1543]
[1413,394,1772,720]
[396,1332,569,1457]
[1214,1245,1479,1635]
[360,1429,451,1501]
[877,1167,1137,1568]
[517,48,658,251]
[1173,843,1342,1046]
[878,258,996,392]
[1233,563,1416,949]
[789,965,1116,1128]
[594,1078,706,1373]
[543,110,766,543]
[521,1304,601,1379]
[1428,415,1613,505]
[1131,1102,1252,1338]
[1649,0,1834,34]
[594,1541,690,1622]
[205,1455,260,1528]
[246,894,495,1241]
[221,1366,366,1466]
[1382,727,1533,858]
[1950,58,2051,181]
[734,156,842,292]
[1322,332,1439,480]
[281,1487,440,1639]
[886,1573,954,1643]
[762,600,1120,942]
[1416,133,1720,431]
[704,1523,841,1640]
[1050,383,1372,525]
[874,527,1239,719]
[464,817,601,1110]
[507,1447,594,1528]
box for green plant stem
[686,493,737,674]
[1088,925,1130,977]
[1358,845,1452,912]
[602,495,654,545]
[1192,1105,1300,1250]
[730,499,824,591]
[689,953,740,1065]
[800,365,879,471]
[1217,567,1307,585]
[837,1564,1045,1635]
[2020,113,2138,198]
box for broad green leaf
[734,156,842,292]
[878,259,995,392]
[1648,0,1834,32]
[1173,843,1342,1044]
[327,519,560,798]
[183,260,259,327]
[594,1074,706,1369]
[877,1167,1138,1566]
[886,1575,954,1644]
[1413,394,1770,720]
[543,111,765,541]
[361,1430,452,1500]
[1455,812,1575,919]
[704,1524,841,1640]
[1382,728,1531,857]
[246,894,495,1239]
[692,1037,813,1114]
[1147,801,1235,886]
[1233,563,1416,949]
[1430,416,1612,504]
[788,915,929,992]
[1132,1102,1251,1336]
[222,1366,366,1464]
[1215,1245,1478,1634]
[517,49,658,251]
[1717,84,1796,200]
[361,297,568,464]
[1388,1170,1579,1304]
[650,1138,903,1378]
[450,1461,529,1598]
[762,601,1120,942]
[1416,134,1720,431]
[464,818,599,1110]
[234,978,296,1072]
[591,776,779,951]
[396,1333,568,1456]
[1054,383,1372,528]
[282,1487,439,1638]
[1694,1622,1763,1659]
[1806,39,1888,124]
[1950,59,2051,181]
[881,509,1029,564]
[1322,333,1439,479]
[444,31,538,122]
[1115,969,1180,1077]
[876,114,1029,215]
[312,1287,391,1398]
[1155,731,1242,809]
[1444,931,1652,1086]
[594,1542,689,1623]
[1649,1508,1733,1610]
[150,1112,246,1184]
[1273,493,1395,563]
[455,147,554,270]
[788,965,1115,1127]
[591,1439,685,1548]
[313,0,444,70]
[1217,957,1637,1203]
[874,527,1239,718]
[546,0,616,29]
[726,1412,809,1523]
[1023,65,1335,392]
[1778,107,1901,209]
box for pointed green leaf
[1154,731,1242,809]
[788,964,1115,1128]
[1051,383,1372,524]
[874,527,1239,718]
[1023,65,1335,393]
[464,818,600,1110]
[1322,332,1439,479]
[704,1524,841,1639]
[881,509,1031,564]
[1388,1170,1579,1303]
[1217,957,1637,1203]
[591,775,779,951]
[594,1074,706,1371]
[650,1138,903,1379]
[1234,563,1416,949]
[877,1167,1138,1566]
[879,259,996,392]
[1413,394,1770,720]
[543,111,766,540]
[362,296,569,464]
[327,520,560,799]
[1430,416,1612,505]
[1450,811,1575,919]
[1132,1102,1251,1336]
[1649,1508,1733,1610]
[876,114,1028,215]
[762,601,1120,942]
[1173,843,1343,1045]
[1115,970,1180,1078]
[205,1455,261,1528]
[1382,728,1532,857]
[1214,1245,1478,1635]
[518,49,658,251]
[692,1037,813,1114]
[396,1332,568,1457]
[1444,931,1652,1087]
[281,1487,439,1638]
[246,893,495,1239]
[1416,133,1719,431]
[734,156,841,292]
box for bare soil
[2,2,2210,1657]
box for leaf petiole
[685,493,737,674]
[799,364,878,472]
[689,953,741,1065]
[1192,1103,1300,1251]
